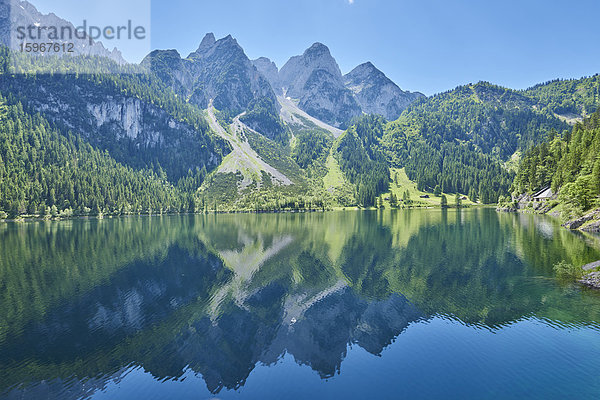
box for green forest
[0,95,196,218]
[2,46,600,217]
[511,109,600,220]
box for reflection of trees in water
[2,209,600,398]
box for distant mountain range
[0,0,125,63]
[259,41,424,126]
[143,33,424,130]
[0,0,599,216]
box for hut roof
[533,187,553,200]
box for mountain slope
[279,43,361,129]
[277,95,343,137]
[142,33,284,139]
[344,62,424,120]
[0,95,193,217]
[387,82,568,159]
[0,51,227,182]
[198,103,325,211]
[204,101,292,189]
[252,57,282,95]
[510,110,600,223]
[365,82,570,202]
[523,74,600,122]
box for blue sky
[30,0,600,95]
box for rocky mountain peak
[252,57,282,94]
[196,32,216,52]
[191,33,244,59]
[304,42,332,57]
[145,32,278,128]
[279,43,360,128]
[300,42,341,77]
[215,34,239,49]
[347,62,381,79]
[344,61,424,121]
[280,42,343,97]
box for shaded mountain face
[279,43,362,129]
[142,33,277,114]
[344,62,425,120]
[0,68,225,182]
[0,0,125,63]
[252,57,282,95]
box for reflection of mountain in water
[2,242,229,365]
[269,290,421,378]
[2,210,600,398]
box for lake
[1,209,600,399]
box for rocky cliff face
[280,43,344,98]
[252,57,282,95]
[1,73,223,181]
[279,43,361,128]
[277,43,424,127]
[141,49,195,97]
[85,97,195,146]
[0,0,126,64]
[344,62,425,120]
[143,33,277,114]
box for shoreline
[0,205,481,224]
[579,272,600,290]
[496,206,600,233]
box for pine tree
[469,188,478,203]
[592,156,600,195]
[390,193,397,208]
[440,194,448,208]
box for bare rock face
[278,44,424,127]
[0,0,126,64]
[142,33,277,114]
[280,43,344,98]
[252,57,282,95]
[279,43,362,129]
[344,62,425,121]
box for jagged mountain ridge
[144,34,425,133]
[254,43,424,126]
[142,33,277,113]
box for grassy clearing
[323,151,355,206]
[323,152,346,190]
[383,168,476,208]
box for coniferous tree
[440,194,448,208]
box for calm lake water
[1,209,600,399]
